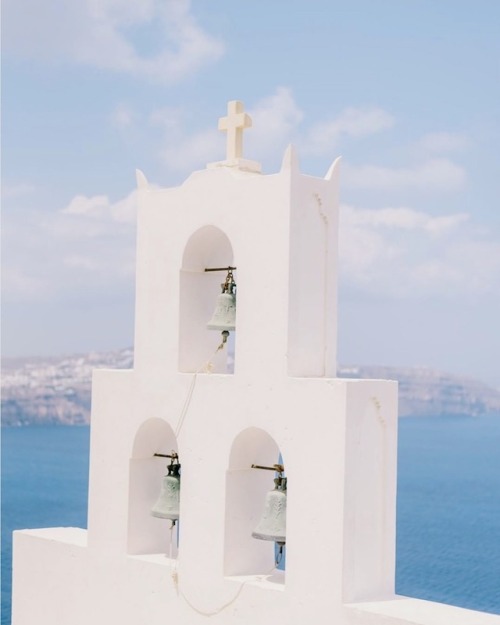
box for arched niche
[128,418,179,556]
[179,225,235,374]
[224,427,286,580]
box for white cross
[218,100,252,161]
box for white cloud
[245,87,304,158]
[62,194,110,217]
[339,204,500,298]
[339,216,401,280]
[303,107,395,155]
[110,191,140,223]
[418,132,468,153]
[161,127,222,173]
[1,183,36,199]
[2,190,139,303]
[345,206,469,236]
[156,88,304,173]
[3,0,224,83]
[149,107,220,173]
[1,266,47,300]
[111,104,135,128]
[63,255,100,271]
[343,158,466,192]
[154,89,395,175]
[3,182,498,335]
[246,94,394,160]
[135,89,468,203]
[150,107,184,132]
[62,191,138,223]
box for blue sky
[2,0,499,387]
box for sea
[2,417,500,624]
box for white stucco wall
[11,140,499,625]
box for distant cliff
[337,365,500,418]
[1,349,133,426]
[2,348,499,425]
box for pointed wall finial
[324,156,341,182]
[280,144,300,174]
[136,169,149,189]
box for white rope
[170,334,280,616]
[170,524,180,596]
[174,337,227,439]
[171,562,278,617]
[169,524,174,560]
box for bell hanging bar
[204,266,237,272]
[154,452,179,461]
[251,463,284,475]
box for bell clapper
[217,330,230,351]
[275,543,285,566]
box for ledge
[127,553,177,567]
[346,596,500,624]
[14,527,88,547]
[225,569,285,591]
[207,158,262,174]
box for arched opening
[179,225,236,374]
[128,418,180,557]
[224,427,286,582]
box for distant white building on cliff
[11,102,500,625]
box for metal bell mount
[151,452,181,526]
[206,267,236,343]
[251,463,287,561]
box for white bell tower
[12,101,499,625]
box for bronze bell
[151,462,181,524]
[252,476,287,547]
[207,269,236,332]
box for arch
[128,418,179,556]
[179,225,236,374]
[181,225,234,271]
[224,427,286,580]
[228,426,279,470]
[131,417,177,459]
